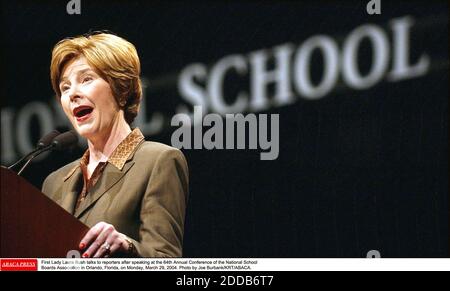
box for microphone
[52,130,79,151]
[8,130,61,170]
[37,130,61,149]
[15,130,79,176]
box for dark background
[1,0,448,257]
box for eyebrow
[59,68,94,85]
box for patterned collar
[63,128,144,180]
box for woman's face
[59,57,121,141]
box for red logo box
[0,259,38,271]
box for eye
[82,75,93,83]
[60,84,70,93]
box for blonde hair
[50,32,142,124]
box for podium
[0,167,89,258]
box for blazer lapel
[74,160,135,219]
[61,166,82,215]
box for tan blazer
[42,141,189,257]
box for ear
[119,97,127,107]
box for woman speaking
[42,32,189,258]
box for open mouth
[73,106,94,121]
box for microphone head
[37,130,61,148]
[52,130,79,151]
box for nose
[68,85,82,102]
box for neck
[87,114,131,164]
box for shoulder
[133,141,188,166]
[135,141,183,155]
[42,159,80,195]
[132,141,189,183]
[47,159,80,180]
